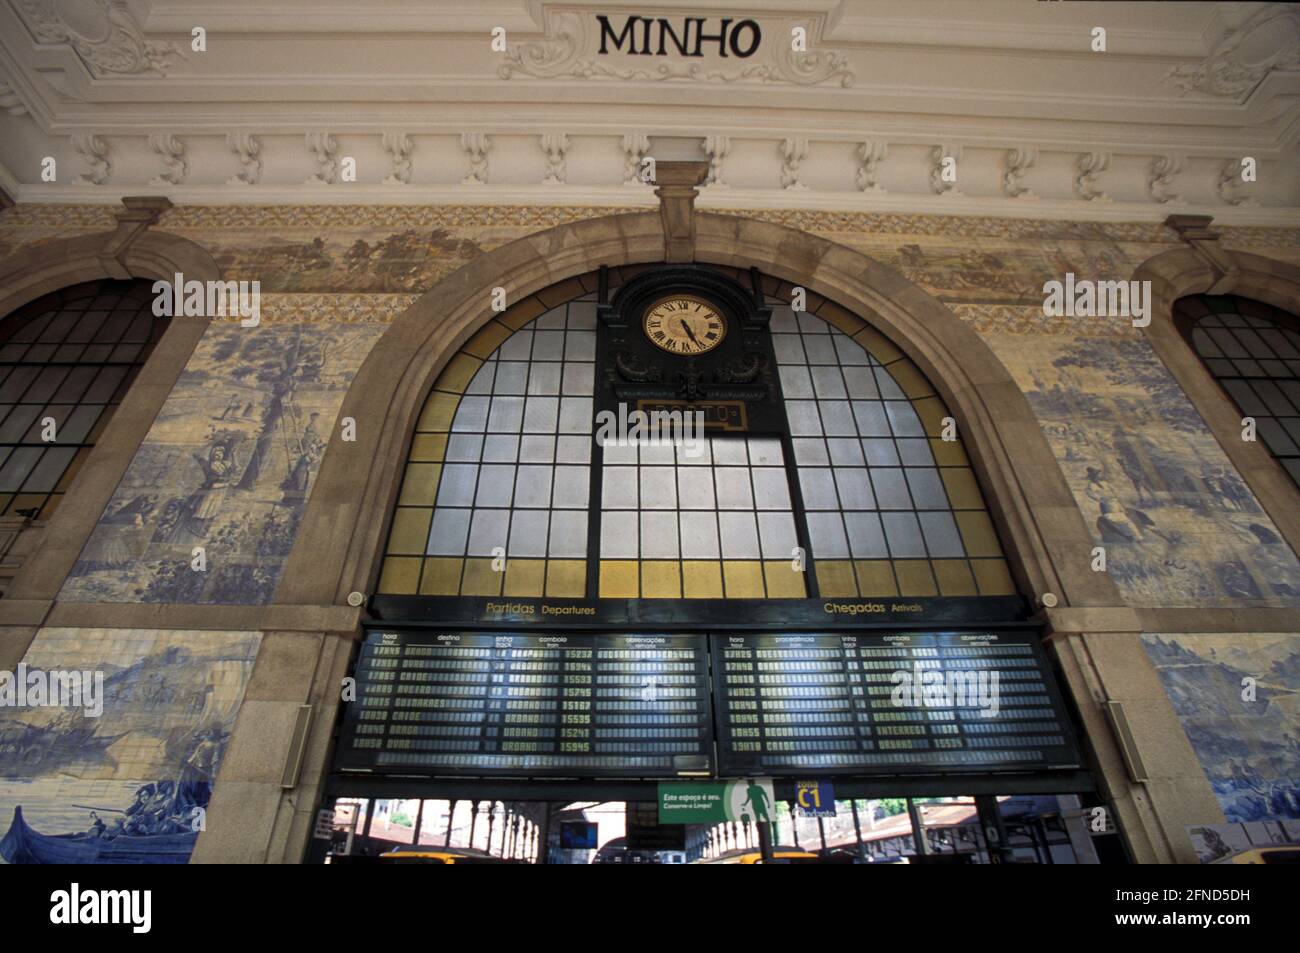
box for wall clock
[642,294,727,355]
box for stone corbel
[653,160,708,263]
[1164,214,1239,292]
[97,195,173,278]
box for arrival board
[711,631,1081,776]
[337,630,714,777]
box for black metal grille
[0,279,167,520]
[1179,294,1300,489]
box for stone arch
[281,211,1113,613]
[1134,246,1300,553]
[0,227,222,615]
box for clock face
[642,295,727,355]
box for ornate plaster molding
[304,132,339,186]
[17,0,186,78]
[498,11,853,87]
[382,132,414,186]
[1166,3,1300,97]
[71,133,110,185]
[460,133,491,186]
[225,134,262,186]
[148,133,187,186]
[1074,152,1111,202]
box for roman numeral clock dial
[642,295,727,355]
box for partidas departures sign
[596,15,762,58]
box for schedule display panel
[337,629,714,777]
[712,631,1080,776]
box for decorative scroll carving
[856,140,887,193]
[1002,147,1038,199]
[148,133,188,186]
[460,133,491,185]
[540,133,569,185]
[1147,154,1186,204]
[614,350,663,383]
[1166,4,1300,97]
[19,0,185,77]
[621,133,650,186]
[382,132,414,185]
[304,132,339,186]
[779,138,809,191]
[226,134,262,186]
[1074,152,1111,202]
[72,134,110,185]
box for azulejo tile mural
[988,333,1300,607]
[0,628,260,864]
[1143,633,1300,823]
[60,319,385,605]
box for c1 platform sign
[658,779,776,824]
[796,780,836,818]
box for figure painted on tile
[188,439,240,532]
[216,394,244,420]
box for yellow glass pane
[497,297,547,329]
[815,560,858,597]
[886,360,934,400]
[504,559,545,597]
[894,560,938,596]
[377,556,422,594]
[409,433,448,462]
[682,561,723,598]
[535,278,585,307]
[434,353,483,395]
[546,560,587,597]
[814,301,865,336]
[387,507,432,555]
[930,437,968,467]
[419,557,463,595]
[852,325,903,364]
[641,561,682,598]
[853,560,898,597]
[599,560,639,598]
[722,561,765,598]
[462,320,513,359]
[912,396,949,437]
[461,558,503,596]
[931,559,977,596]
[940,468,984,509]
[417,392,459,433]
[954,510,1002,557]
[397,463,441,506]
[971,559,1017,596]
[763,560,807,598]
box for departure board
[712,631,1080,776]
[337,630,714,777]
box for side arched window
[1176,294,1300,488]
[0,280,166,520]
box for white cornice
[5,179,1297,228]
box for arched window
[1176,294,1300,488]
[0,279,165,521]
[377,268,1014,601]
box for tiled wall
[1142,633,1300,822]
[0,628,260,863]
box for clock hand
[679,318,700,345]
